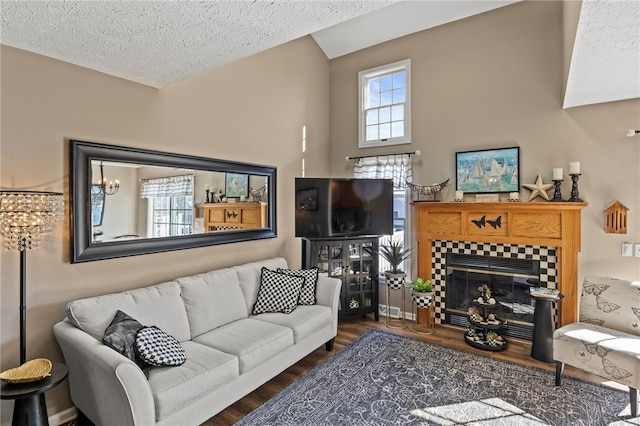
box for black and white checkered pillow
[252,268,305,315]
[134,326,186,367]
[277,267,318,305]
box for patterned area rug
[235,329,636,425]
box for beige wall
[0,35,330,421]
[329,0,640,311]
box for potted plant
[410,277,434,296]
[371,237,413,288]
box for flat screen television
[295,178,394,238]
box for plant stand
[385,282,407,329]
[410,292,435,334]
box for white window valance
[140,175,194,199]
[353,154,413,188]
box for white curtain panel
[140,175,194,198]
[353,154,413,188]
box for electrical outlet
[622,242,633,256]
[635,243,640,257]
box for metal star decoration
[522,175,554,201]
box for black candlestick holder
[568,173,583,202]
[550,179,564,202]
[205,190,211,203]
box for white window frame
[147,194,194,238]
[358,59,411,148]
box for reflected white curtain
[353,154,413,188]
[140,175,194,198]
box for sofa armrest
[315,275,342,337]
[53,321,155,426]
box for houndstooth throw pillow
[253,268,305,315]
[134,326,186,367]
[277,267,318,305]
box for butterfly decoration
[226,211,239,219]
[472,215,486,229]
[595,295,621,313]
[487,216,502,229]
[632,307,640,321]
[602,357,632,380]
[583,281,610,296]
[580,317,605,326]
[584,342,610,358]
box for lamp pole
[19,244,27,365]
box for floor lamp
[0,191,64,365]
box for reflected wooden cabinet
[203,202,267,231]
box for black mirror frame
[71,140,277,263]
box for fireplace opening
[445,253,541,340]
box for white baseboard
[49,406,76,426]
[378,305,414,321]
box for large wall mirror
[71,140,277,263]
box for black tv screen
[295,178,394,238]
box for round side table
[410,292,435,334]
[529,290,564,363]
[1,362,69,426]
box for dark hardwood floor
[203,314,607,425]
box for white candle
[205,184,211,191]
[455,191,464,200]
[569,161,580,174]
[509,192,519,200]
[552,168,563,180]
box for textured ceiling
[563,0,640,108]
[0,0,398,88]
[0,0,638,108]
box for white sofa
[53,258,341,426]
[553,275,640,417]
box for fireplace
[445,253,542,340]
[412,202,586,326]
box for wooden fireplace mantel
[412,201,588,326]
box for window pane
[392,88,405,103]
[393,71,405,89]
[366,109,379,125]
[380,91,392,107]
[368,93,380,109]
[366,125,379,141]
[368,77,380,93]
[379,123,391,139]
[173,196,185,209]
[380,75,392,91]
[154,198,168,209]
[391,105,404,121]
[379,107,391,123]
[391,121,404,138]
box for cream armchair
[553,276,640,417]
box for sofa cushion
[252,305,332,343]
[66,281,191,342]
[102,310,143,362]
[233,258,288,315]
[135,326,187,367]
[147,341,239,421]
[193,318,293,373]
[176,268,247,338]
[579,276,640,336]
[277,267,318,305]
[553,322,640,389]
[253,268,304,315]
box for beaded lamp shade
[0,191,64,251]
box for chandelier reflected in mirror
[92,161,120,196]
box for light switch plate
[622,242,633,256]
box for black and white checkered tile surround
[431,240,558,324]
